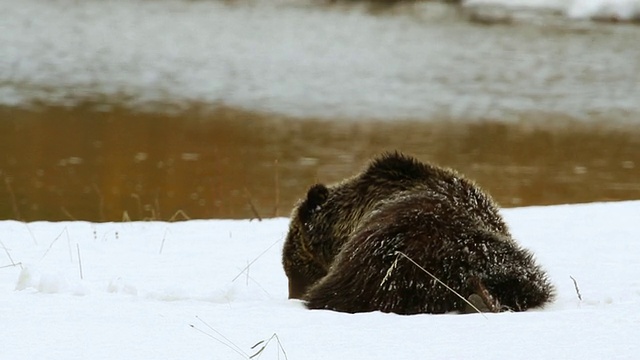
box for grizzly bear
[282,151,554,314]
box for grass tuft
[191,316,288,360]
[250,333,288,360]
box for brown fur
[282,152,554,314]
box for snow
[567,0,640,20]
[468,0,640,20]
[1,201,639,359]
[1,0,639,121]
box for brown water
[1,104,638,222]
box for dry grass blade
[395,251,488,318]
[4,175,21,221]
[0,239,17,265]
[131,193,143,219]
[190,317,287,360]
[250,333,288,360]
[40,227,69,261]
[190,324,247,359]
[0,262,23,269]
[92,183,105,221]
[232,238,281,282]
[244,188,262,222]
[273,158,280,217]
[0,239,21,269]
[380,253,399,287]
[168,209,191,222]
[24,223,38,246]
[159,228,170,254]
[570,275,583,301]
[191,316,249,359]
[76,244,84,280]
[61,207,77,221]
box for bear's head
[282,183,331,299]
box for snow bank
[1,0,639,121]
[466,0,640,20]
[1,201,639,359]
[567,0,640,20]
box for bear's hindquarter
[305,194,487,314]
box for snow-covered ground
[467,0,640,20]
[1,201,639,359]
[1,0,639,121]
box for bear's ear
[306,183,329,210]
[297,184,329,224]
